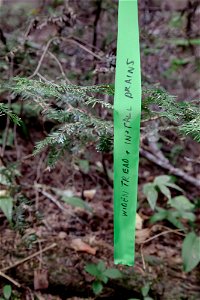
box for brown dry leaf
[70,238,97,255]
[83,189,96,200]
[136,228,151,244]
[58,231,67,239]
[136,213,143,230]
[0,190,8,197]
[34,269,49,290]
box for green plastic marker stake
[114,0,141,266]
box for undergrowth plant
[0,285,12,300]
[0,163,33,232]
[1,77,199,168]
[143,175,200,272]
[143,175,183,210]
[129,282,154,300]
[85,260,122,295]
[0,285,20,300]
[0,77,200,272]
[0,78,199,234]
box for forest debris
[0,190,8,196]
[58,231,67,239]
[34,293,46,300]
[83,189,96,200]
[34,269,49,290]
[34,291,61,300]
[0,271,21,287]
[70,238,97,255]
[136,228,151,244]
[1,243,57,272]
[140,148,200,188]
[136,213,143,230]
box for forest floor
[0,1,200,299]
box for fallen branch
[140,148,200,188]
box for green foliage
[0,285,20,300]
[6,77,113,159]
[170,38,200,46]
[0,104,21,125]
[168,144,183,164]
[150,194,199,272]
[0,285,12,300]
[0,165,31,230]
[2,77,199,168]
[13,195,31,233]
[0,129,14,148]
[182,232,200,272]
[0,165,20,187]
[0,165,19,222]
[0,196,13,222]
[92,281,103,295]
[77,159,90,174]
[62,196,92,213]
[169,13,184,29]
[180,116,200,142]
[54,186,93,212]
[151,196,196,229]
[141,283,154,300]
[143,175,183,210]
[142,86,200,142]
[85,260,122,295]
[128,282,154,300]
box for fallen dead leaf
[136,228,151,244]
[34,269,49,290]
[0,190,9,197]
[58,231,67,239]
[83,189,96,200]
[70,238,97,255]
[136,213,143,230]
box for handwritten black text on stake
[120,58,135,217]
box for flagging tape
[114,0,141,266]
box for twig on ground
[142,229,185,244]
[1,243,57,273]
[20,153,34,161]
[33,184,89,224]
[140,148,200,188]
[140,247,146,270]
[184,156,200,164]
[0,271,21,288]
[37,189,68,212]
[140,228,184,270]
